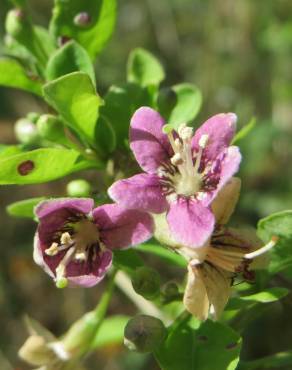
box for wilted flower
[109,107,241,247]
[34,198,153,288]
[182,178,278,320]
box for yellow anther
[45,242,59,256]
[198,134,209,149]
[171,153,183,166]
[60,232,72,245]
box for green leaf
[0,145,23,160]
[46,41,96,87]
[0,148,95,185]
[138,243,187,268]
[238,351,292,370]
[113,249,144,275]
[232,117,256,144]
[127,48,165,87]
[95,115,116,154]
[155,315,241,370]
[0,58,42,96]
[34,26,56,57]
[167,83,202,128]
[101,83,152,148]
[90,315,130,349]
[7,197,46,219]
[50,0,117,58]
[43,72,102,142]
[257,210,292,275]
[227,287,289,310]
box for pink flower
[109,107,241,247]
[33,198,153,288]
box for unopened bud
[73,12,91,27]
[162,282,179,298]
[132,267,160,300]
[5,8,33,44]
[62,311,99,356]
[18,335,54,366]
[124,315,167,353]
[36,114,66,143]
[14,118,39,145]
[66,179,92,198]
[27,112,40,123]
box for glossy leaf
[257,210,292,275]
[0,58,42,96]
[155,315,241,370]
[7,197,46,219]
[43,72,102,142]
[46,41,96,86]
[168,83,202,128]
[227,287,289,310]
[113,249,144,275]
[95,115,116,154]
[90,315,130,349]
[127,48,165,87]
[50,0,117,58]
[0,148,95,185]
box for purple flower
[33,198,153,288]
[109,107,241,247]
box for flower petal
[66,250,113,288]
[167,199,215,247]
[201,263,231,320]
[35,198,94,219]
[183,263,209,321]
[108,173,168,213]
[130,107,172,173]
[192,113,237,163]
[33,233,55,278]
[93,204,154,249]
[211,177,241,225]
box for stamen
[244,236,278,259]
[178,124,193,140]
[61,232,72,245]
[55,247,76,286]
[45,242,59,256]
[171,153,183,166]
[199,134,209,149]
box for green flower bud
[162,282,179,298]
[66,179,92,198]
[14,118,39,145]
[62,311,99,356]
[124,315,167,353]
[157,87,177,118]
[36,114,67,143]
[27,112,40,123]
[132,266,160,300]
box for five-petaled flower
[181,178,278,320]
[33,198,153,288]
[109,107,241,247]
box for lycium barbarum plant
[0,1,291,370]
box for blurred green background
[1,0,292,369]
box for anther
[178,124,193,140]
[171,153,183,166]
[45,242,59,256]
[61,232,72,245]
[199,134,209,149]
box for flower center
[159,124,209,200]
[45,219,103,287]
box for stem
[94,269,117,320]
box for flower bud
[162,281,179,298]
[62,311,99,356]
[157,87,177,118]
[18,335,55,366]
[27,112,40,123]
[66,179,92,198]
[14,118,39,145]
[132,266,160,300]
[36,114,67,143]
[73,12,91,27]
[124,315,167,353]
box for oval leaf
[7,197,46,219]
